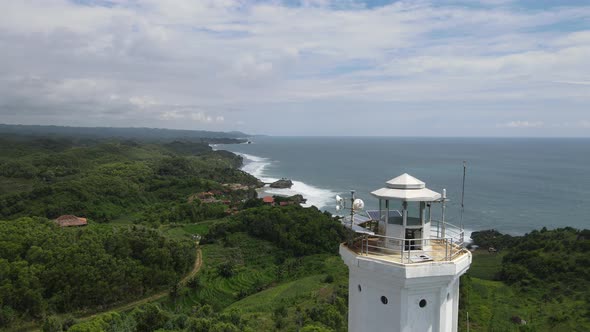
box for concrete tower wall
[341,245,471,332]
[347,265,403,331]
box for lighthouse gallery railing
[350,220,467,264]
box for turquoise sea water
[217,137,590,235]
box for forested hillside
[0,218,196,326]
[0,137,261,223]
[205,205,348,256]
[0,135,262,329]
[462,228,590,331]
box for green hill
[461,228,590,331]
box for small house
[262,196,275,206]
[54,215,88,227]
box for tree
[42,316,62,332]
[218,261,235,278]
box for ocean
[217,137,590,235]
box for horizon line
[1,123,589,139]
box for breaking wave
[239,153,336,209]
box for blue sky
[0,0,589,136]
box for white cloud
[554,120,590,128]
[189,112,225,123]
[500,121,544,128]
[233,54,274,79]
[190,113,213,122]
[160,111,183,120]
[0,0,589,135]
[160,111,224,123]
[129,96,158,109]
[552,80,590,86]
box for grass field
[468,249,505,280]
[226,274,332,329]
[162,219,225,240]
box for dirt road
[81,247,203,320]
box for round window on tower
[419,299,427,308]
[358,285,362,292]
[381,296,388,305]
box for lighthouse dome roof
[385,173,425,189]
[371,173,441,202]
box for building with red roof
[262,196,275,205]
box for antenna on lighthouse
[335,190,369,235]
[349,190,356,230]
[441,188,447,238]
[460,161,467,231]
[335,195,343,211]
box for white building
[339,173,472,332]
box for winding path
[80,247,203,321]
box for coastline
[238,152,475,242]
[238,153,337,209]
[235,151,473,238]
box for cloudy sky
[1,0,589,136]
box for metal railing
[431,219,465,245]
[346,220,467,264]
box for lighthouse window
[406,201,421,225]
[358,285,362,292]
[381,296,388,304]
[419,299,427,308]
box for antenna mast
[460,161,466,231]
[350,190,356,230]
[335,190,366,244]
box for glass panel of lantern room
[386,201,403,226]
[406,201,421,226]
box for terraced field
[166,232,348,316]
[165,232,280,310]
[225,254,349,330]
[228,274,325,311]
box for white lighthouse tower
[339,173,471,332]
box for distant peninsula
[0,124,251,143]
